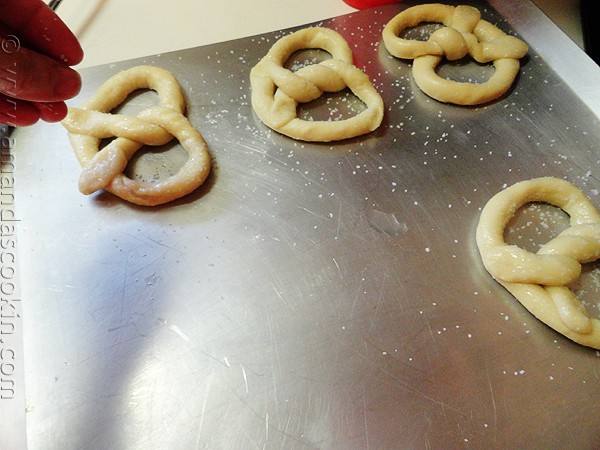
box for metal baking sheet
[13,1,600,448]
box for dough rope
[476,177,600,349]
[250,27,384,142]
[62,65,211,206]
[382,4,528,105]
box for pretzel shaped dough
[382,4,528,105]
[62,66,211,206]
[250,27,384,142]
[476,177,600,349]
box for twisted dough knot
[476,177,600,349]
[264,59,348,105]
[250,27,384,142]
[62,66,211,206]
[382,4,528,105]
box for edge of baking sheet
[490,0,600,118]
[0,124,26,450]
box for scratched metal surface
[13,1,600,449]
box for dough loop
[250,27,384,142]
[62,65,211,206]
[382,4,528,105]
[476,177,600,349]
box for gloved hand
[0,0,83,126]
[343,0,398,9]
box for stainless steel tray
[14,1,600,448]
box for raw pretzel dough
[476,177,600,349]
[62,65,211,206]
[382,4,528,105]
[250,27,384,142]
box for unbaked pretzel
[476,177,600,349]
[250,27,384,142]
[382,4,528,105]
[62,65,211,206]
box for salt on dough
[476,177,600,349]
[250,27,384,142]
[382,4,528,105]
[62,65,211,206]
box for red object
[342,0,398,9]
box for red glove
[0,0,83,126]
[343,0,398,9]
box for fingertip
[62,43,85,67]
[35,101,68,123]
[54,65,82,100]
[72,46,84,66]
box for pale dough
[62,65,211,206]
[476,177,600,349]
[382,4,528,105]
[250,27,384,142]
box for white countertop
[57,0,356,69]
[55,0,583,69]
